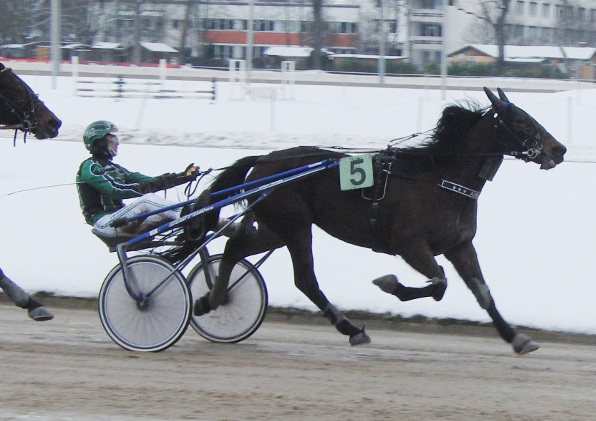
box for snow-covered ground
[1,73,595,334]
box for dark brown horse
[0,63,62,140]
[195,87,566,354]
[0,62,62,321]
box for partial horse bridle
[491,102,546,162]
[0,66,44,144]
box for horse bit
[0,66,41,144]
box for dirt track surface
[1,302,595,421]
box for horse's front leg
[0,268,54,321]
[443,241,539,355]
[373,239,448,302]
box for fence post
[159,59,167,83]
[229,59,246,100]
[567,95,573,145]
[71,56,79,96]
[114,76,125,100]
[211,78,217,102]
[281,60,295,100]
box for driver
[76,120,209,239]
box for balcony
[410,9,443,23]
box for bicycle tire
[98,256,191,352]
[187,253,268,343]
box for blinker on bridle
[0,66,41,145]
[492,102,545,161]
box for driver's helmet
[83,120,118,153]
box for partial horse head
[484,87,566,170]
[0,63,62,139]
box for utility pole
[246,0,254,85]
[441,0,448,100]
[50,0,61,89]
[378,0,387,86]
[133,0,142,63]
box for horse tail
[205,155,261,229]
[210,155,262,197]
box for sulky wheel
[98,256,191,352]
[187,253,268,343]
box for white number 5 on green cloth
[339,154,374,191]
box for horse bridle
[492,102,546,161]
[0,66,43,144]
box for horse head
[0,63,62,139]
[483,87,566,170]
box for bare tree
[478,0,511,75]
[178,0,195,64]
[0,2,28,43]
[311,0,325,69]
[455,0,511,75]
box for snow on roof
[62,43,91,50]
[332,54,405,60]
[92,42,122,50]
[450,44,596,62]
[264,46,313,58]
[0,42,40,49]
[140,42,178,53]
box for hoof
[193,296,211,316]
[512,333,540,355]
[28,306,54,322]
[372,274,398,294]
[349,325,371,346]
[429,278,447,301]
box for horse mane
[394,101,488,165]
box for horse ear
[497,88,510,102]
[483,87,507,110]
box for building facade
[7,0,595,68]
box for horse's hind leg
[444,241,539,355]
[0,268,54,321]
[279,223,370,346]
[194,224,284,315]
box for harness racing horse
[0,62,62,321]
[195,87,566,354]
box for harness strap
[438,180,480,200]
[362,152,394,252]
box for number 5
[350,158,366,186]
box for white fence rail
[74,77,216,100]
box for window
[529,2,537,17]
[329,21,358,34]
[578,8,586,21]
[516,1,525,15]
[282,20,300,32]
[206,19,235,30]
[542,3,550,18]
[301,21,312,33]
[421,23,441,37]
[254,20,275,32]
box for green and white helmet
[83,120,118,153]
